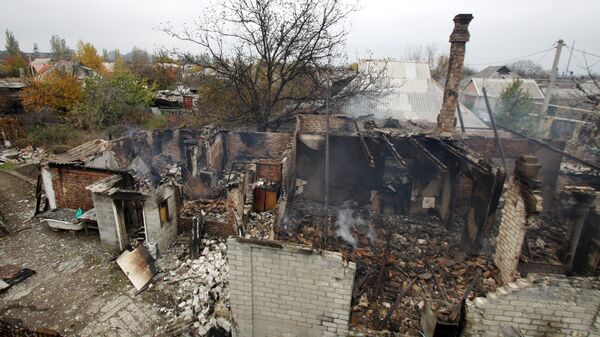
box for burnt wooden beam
[435,140,488,176]
[408,138,448,172]
[376,278,417,330]
[375,230,392,299]
[380,133,406,167]
[353,120,375,168]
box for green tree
[50,35,70,60]
[1,30,28,77]
[75,72,156,127]
[4,30,20,55]
[496,79,539,134]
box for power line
[568,47,600,59]
[465,47,555,66]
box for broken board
[116,245,156,291]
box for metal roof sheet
[343,61,488,129]
[467,78,545,100]
[48,139,110,164]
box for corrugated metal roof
[466,78,545,100]
[343,61,488,129]
[48,139,110,164]
[359,60,431,79]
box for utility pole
[323,71,331,250]
[541,39,564,116]
[564,41,575,78]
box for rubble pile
[523,211,568,265]
[245,211,274,240]
[278,198,500,335]
[182,199,227,223]
[159,238,231,336]
[0,146,48,165]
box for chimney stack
[437,14,473,134]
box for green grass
[0,161,17,171]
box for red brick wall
[256,161,282,182]
[50,167,114,210]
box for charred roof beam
[435,139,488,176]
[379,133,407,167]
[353,120,375,168]
[408,138,448,172]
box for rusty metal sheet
[116,245,156,291]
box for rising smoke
[334,200,365,247]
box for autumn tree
[75,41,104,73]
[20,71,82,112]
[495,79,538,134]
[50,35,71,60]
[75,72,156,127]
[163,0,378,131]
[113,49,129,73]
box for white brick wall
[227,238,356,337]
[494,177,528,284]
[463,274,600,337]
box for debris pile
[160,238,231,336]
[181,199,227,223]
[278,198,501,335]
[245,211,274,240]
[523,210,568,265]
[0,146,48,165]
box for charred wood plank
[380,133,406,167]
[376,278,417,330]
[408,138,448,172]
[354,120,375,168]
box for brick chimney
[437,14,473,134]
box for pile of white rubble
[161,239,231,336]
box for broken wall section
[227,238,355,337]
[494,156,542,284]
[463,274,600,337]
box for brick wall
[50,166,114,210]
[494,177,528,284]
[227,238,356,337]
[494,156,542,284]
[465,137,536,160]
[225,132,292,168]
[463,274,600,337]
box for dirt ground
[0,170,168,337]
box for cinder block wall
[227,238,356,337]
[494,177,527,284]
[463,274,600,337]
[144,184,178,254]
[91,192,120,248]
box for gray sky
[2,0,599,73]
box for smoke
[334,200,364,247]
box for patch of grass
[0,161,17,171]
[13,124,100,153]
[143,114,168,129]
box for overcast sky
[1,0,599,73]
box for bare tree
[509,59,548,79]
[50,35,70,60]
[403,43,455,83]
[163,0,377,131]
